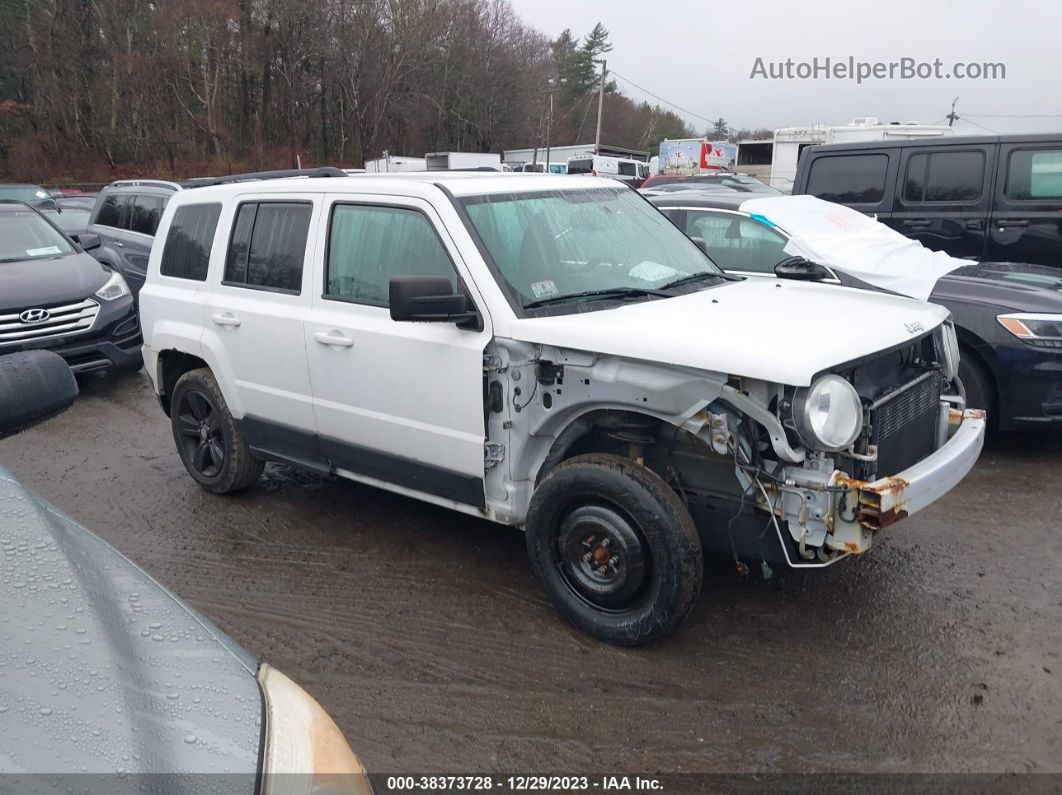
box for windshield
[0,208,75,263]
[461,187,724,311]
[0,185,52,204]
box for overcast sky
[509,0,1061,136]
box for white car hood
[508,277,948,386]
[740,195,967,301]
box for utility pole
[946,96,960,127]
[594,59,607,155]
[544,77,566,172]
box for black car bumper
[0,295,142,375]
[994,342,1062,430]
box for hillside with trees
[0,0,693,181]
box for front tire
[958,346,994,419]
[525,454,703,645]
[170,368,263,494]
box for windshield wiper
[657,271,727,290]
[524,286,673,309]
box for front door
[304,195,492,509]
[985,142,1062,266]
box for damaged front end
[728,323,986,564]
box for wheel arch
[156,349,209,416]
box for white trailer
[769,118,952,191]
[364,155,426,173]
[425,152,502,171]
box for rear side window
[903,151,985,203]
[806,154,889,204]
[619,162,637,177]
[224,202,311,294]
[1006,148,1062,200]
[128,194,165,235]
[160,203,222,281]
[325,204,456,307]
[568,159,593,174]
[95,195,123,227]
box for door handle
[211,313,241,327]
[997,219,1029,228]
[901,219,932,229]
[114,240,124,247]
[963,219,985,231]
[314,330,354,348]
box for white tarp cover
[739,195,966,301]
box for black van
[793,134,1062,267]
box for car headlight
[792,374,863,452]
[95,270,130,301]
[997,313,1062,349]
[939,321,960,381]
[258,663,373,795]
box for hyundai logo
[19,308,50,324]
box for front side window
[683,211,790,274]
[95,194,124,228]
[1006,148,1062,200]
[460,187,723,311]
[326,204,457,307]
[160,203,221,281]
[806,154,889,204]
[0,208,75,263]
[903,151,985,203]
[223,201,310,293]
[619,162,637,177]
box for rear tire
[170,368,263,494]
[525,453,703,646]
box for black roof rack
[181,167,348,189]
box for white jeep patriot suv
[140,169,986,645]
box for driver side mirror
[389,275,480,329]
[0,351,78,440]
[774,256,832,282]
[74,233,101,251]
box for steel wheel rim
[175,390,225,478]
[555,502,650,611]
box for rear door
[304,193,492,509]
[887,144,994,259]
[202,193,325,468]
[986,141,1062,266]
[121,194,166,295]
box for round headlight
[792,374,863,452]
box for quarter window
[160,203,222,281]
[224,202,311,293]
[806,154,889,204]
[1006,148,1062,200]
[903,151,985,203]
[325,204,457,307]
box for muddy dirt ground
[1,371,1060,776]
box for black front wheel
[170,368,263,494]
[526,454,703,645]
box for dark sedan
[648,191,1062,430]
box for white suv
[140,171,986,645]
